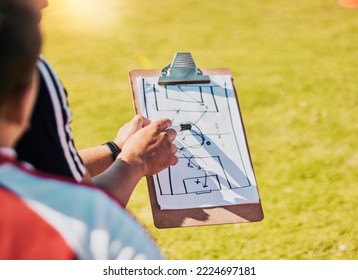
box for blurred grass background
[42,0,358,259]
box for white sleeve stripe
[37,59,85,182]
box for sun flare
[44,0,122,33]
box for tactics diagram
[138,75,259,209]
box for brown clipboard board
[129,68,264,228]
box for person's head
[0,0,42,147]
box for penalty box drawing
[157,155,252,197]
[144,83,220,113]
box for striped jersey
[0,149,163,260]
[16,56,85,182]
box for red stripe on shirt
[0,187,75,260]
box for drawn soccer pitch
[137,75,259,210]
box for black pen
[168,123,192,133]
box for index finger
[153,118,173,131]
[134,114,151,128]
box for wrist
[102,141,121,161]
[117,151,146,177]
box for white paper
[136,75,260,209]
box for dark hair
[0,0,42,106]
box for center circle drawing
[178,122,205,149]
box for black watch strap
[102,141,121,161]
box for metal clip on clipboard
[158,52,210,85]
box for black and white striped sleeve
[16,56,86,182]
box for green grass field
[42,0,358,259]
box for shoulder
[0,161,163,260]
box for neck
[0,121,21,148]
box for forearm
[78,145,114,176]
[79,115,150,177]
[91,157,144,207]
[83,118,177,207]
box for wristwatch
[102,141,121,161]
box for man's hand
[119,118,179,176]
[114,115,151,149]
[91,118,178,206]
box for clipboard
[129,53,263,228]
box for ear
[2,72,39,129]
